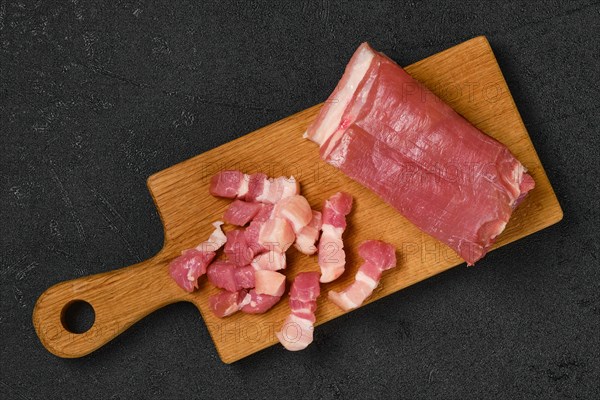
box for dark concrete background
[1,0,599,399]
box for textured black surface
[1,1,599,398]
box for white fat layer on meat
[309,45,374,146]
[355,271,378,290]
[281,176,298,198]
[321,224,344,238]
[292,305,313,315]
[490,220,508,241]
[324,130,351,167]
[186,268,195,282]
[277,314,315,351]
[508,163,524,206]
[240,293,251,308]
[238,174,250,198]
[255,177,271,202]
[294,239,317,255]
[198,221,227,251]
[224,302,239,317]
[329,290,358,310]
[320,267,344,283]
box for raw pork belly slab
[305,43,535,265]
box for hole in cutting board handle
[61,300,95,334]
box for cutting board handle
[32,252,188,358]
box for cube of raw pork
[329,240,397,311]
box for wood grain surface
[32,36,563,363]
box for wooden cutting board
[32,36,563,363]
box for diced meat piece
[240,289,281,314]
[305,42,535,265]
[253,203,274,222]
[209,170,245,199]
[288,271,321,303]
[223,200,262,226]
[251,250,287,271]
[224,229,255,266]
[208,289,249,318]
[276,272,321,351]
[358,239,397,270]
[206,261,255,293]
[259,218,295,253]
[318,192,353,283]
[255,176,299,204]
[254,270,286,297]
[169,248,216,292]
[321,192,353,228]
[273,195,313,232]
[276,314,315,351]
[244,173,267,202]
[245,220,267,254]
[201,221,228,250]
[210,171,299,204]
[329,240,397,311]
[294,210,322,255]
[169,221,227,292]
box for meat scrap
[223,200,262,226]
[208,289,249,318]
[169,221,227,292]
[254,270,286,297]
[294,210,322,255]
[276,272,321,351]
[224,229,255,266]
[241,289,281,314]
[258,218,295,253]
[251,251,286,271]
[206,260,255,293]
[329,240,397,311]
[273,195,312,233]
[305,42,534,265]
[210,171,299,204]
[318,192,353,283]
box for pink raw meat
[245,220,267,254]
[206,261,255,293]
[224,229,255,266]
[210,171,299,204]
[169,221,227,292]
[276,272,321,351]
[329,240,397,311]
[294,210,322,255]
[209,171,245,199]
[259,218,295,253]
[273,195,313,232]
[208,289,249,318]
[254,270,286,297]
[251,250,286,271]
[223,200,262,226]
[318,192,353,283]
[305,43,534,265]
[241,289,281,314]
[253,203,274,222]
